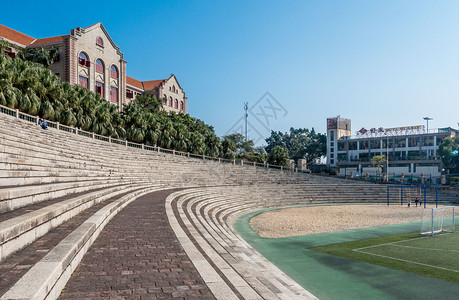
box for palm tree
[17,46,59,68]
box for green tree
[371,155,386,179]
[17,46,59,68]
[265,127,326,164]
[222,133,255,155]
[438,136,459,173]
[0,38,11,54]
[268,145,290,167]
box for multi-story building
[126,74,187,114]
[326,116,458,179]
[0,23,187,114]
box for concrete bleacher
[0,112,456,299]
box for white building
[326,116,458,181]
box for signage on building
[384,125,423,133]
[327,118,337,129]
[356,125,424,137]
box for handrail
[1,104,310,174]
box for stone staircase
[0,113,457,299]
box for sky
[2,0,459,144]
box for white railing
[1,104,308,174]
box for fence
[0,104,309,174]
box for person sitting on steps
[38,118,48,130]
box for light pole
[423,117,433,133]
[386,132,389,182]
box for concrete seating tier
[166,186,320,299]
[1,113,457,299]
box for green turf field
[310,228,459,284]
[235,207,459,300]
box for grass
[309,228,459,284]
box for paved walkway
[58,189,215,299]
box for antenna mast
[244,102,248,141]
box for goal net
[420,206,455,236]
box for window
[383,139,393,148]
[423,136,434,146]
[395,138,406,148]
[338,153,347,162]
[78,52,90,67]
[349,141,357,150]
[180,101,184,111]
[110,65,118,78]
[53,53,60,62]
[168,97,172,106]
[172,86,176,93]
[330,159,334,164]
[96,37,104,47]
[408,137,420,147]
[79,76,88,88]
[126,90,134,98]
[338,141,346,151]
[371,140,381,149]
[359,140,369,150]
[4,49,15,58]
[174,99,178,109]
[110,87,118,103]
[163,94,167,105]
[96,81,104,97]
[95,59,104,73]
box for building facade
[326,116,458,179]
[0,23,187,114]
[126,74,187,114]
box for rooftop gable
[126,76,143,90]
[29,35,65,46]
[80,23,123,58]
[142,79,166,91]
[0,24,35,46]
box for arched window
[78,52,90,67]
[95,81,104,98]
[95,59,104,73]
[96,37,104,47]
[110,65,118,78]
[110,87,118,103]
[163,94,167,105]
[79,76,88,89]
[168,97,173,106]
[172,85,176,93]
[180,101,184,111]
[174,99,178,109]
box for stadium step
[0,186,162,299]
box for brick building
[0,23,187,114]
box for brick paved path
[59,189,215,299]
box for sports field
[235,205,459,300]
[310,229,459,284]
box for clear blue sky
[3,0,459,143]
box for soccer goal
[420,206,455,236]
[387,183,438,207]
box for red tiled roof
[0,24,35,46]
[126,76,143,90]
[30,35,65,46]
[142,79,165,91]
